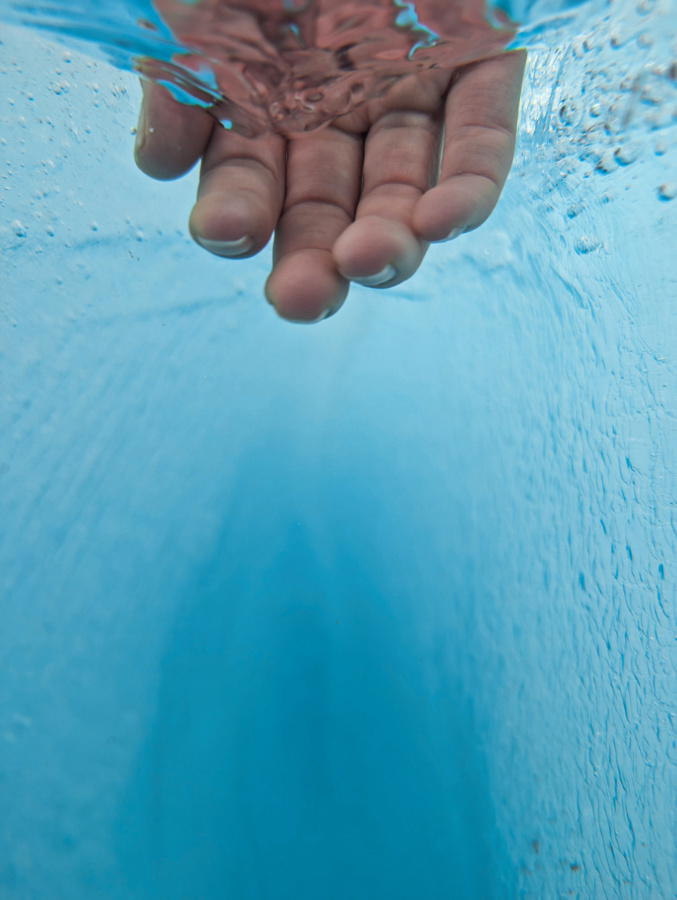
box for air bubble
[574,235,601,254]
[641,85,661,105]
[596,151,618,173]
[559,102,578,126]
[572,39,588,58]
[614,142,640,165]
[610,28,631,49]
[636,0,656,14]
[645,109,672,129]
[657,182,677,201]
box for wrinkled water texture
[5,0,522,134]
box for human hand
[134,50,525,322]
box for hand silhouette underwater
[134,1,526,322]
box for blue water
[1,0,676,897]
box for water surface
[0,0,676,898]
[1,0,569,134]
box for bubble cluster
[517,0,677,207]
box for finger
[332,106,442,289]
[189,126,287,259]
[413,50,526,243]
[265,127,363,323]
[134,81,215,181]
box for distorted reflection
[138,0,516,134]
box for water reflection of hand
[134,51,525,322]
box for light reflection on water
[2,0,522,135]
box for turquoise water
[1,0,677,897]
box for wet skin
[134,50,526,322]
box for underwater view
[1,0,676,897]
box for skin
[134,50,526,323]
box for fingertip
[134,82,214,181]
[333,216,424,288]
[413,177,499,243]
[265,251,348,323]
[189,190,275,259]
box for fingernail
[438,226,464,243]
[317,305,340,321]
[350,264,396,288]
[135,101,147,153]
[290,306,340,323]
[272,305,341,324]
[195,236,253,257]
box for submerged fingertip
[265,254,348,323]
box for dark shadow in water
[117,443,510,900]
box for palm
[135,52,525,322]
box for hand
[134,50,525,322]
